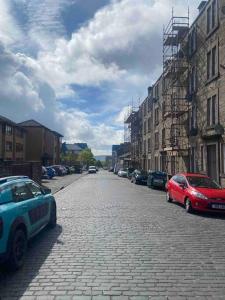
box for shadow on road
[172,201,225,220]
[0,224,63,298]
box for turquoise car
[0,176,57,270]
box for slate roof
[18,119,63,137]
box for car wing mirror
[41,186,52,195]
[179,183,186,189]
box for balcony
[201,124,224,139]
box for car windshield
[187,176,221,189]
[136,170,147,176]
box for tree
[96,160,103,168]
[78,148,96,166]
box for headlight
[191,191,208,200]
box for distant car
[0,176,57,270]
[147,171,167,189]
[88,166,97,174]
[74,166,82,174]
[51,165,66,176]
[166,173,225,213]
[127,167,135,179]
[42,166,48,179]
[46,167,56,179]
[131,170,148,185]
[118,169,127,178]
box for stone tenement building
[125,0,225,184]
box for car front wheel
[185,198,193,213]
[7,228,27,270]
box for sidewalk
[41,173,86,194]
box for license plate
[212,204,225,210]
[154,179,163,184]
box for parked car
[74,166,82,174]
[0,176,57,270]
[46,166,56,179]
[166,173,225,213]
[42,166,48,179]
[51,165,67,176]
[118,169,127,178]
[147,171,167,189]
[88,166,97,174]
[131,170,148,185]
[64,165,71,174]
[127,167,135,179]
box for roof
[18,119,63,137]
[178,173,209,178]
[0,115,26,131]
[66,144,83,151]
[76,143,88,149]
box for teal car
[0,176,57,270]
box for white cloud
[0,0,23,45]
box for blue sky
[0,0,199,154]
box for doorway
[207,144,218,181]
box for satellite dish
[222,6,225,14]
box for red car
[166,173,225,213]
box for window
[171,156,176,175]
[207,0,217,34]
[189,66,197,95]
[148,117,151,132]
[162,128,165,147]
[212,46,216,77]
[154,84,159,99]
[207,51,211,80]
[148,138,151,153]
[155,132,159,150]
[5,125,12,135]
[27,183,43,197]
[144,121,147,135]
[155,107,159,125]
[200,145,204,171]
[191,104,197,129]
[161,155,167,172]
[190,147,196,172]
[155,156,159,171]
[12,183,33,202]
[207,45,218,80]
[143,140,146,154]
[207,95,217,126]
[207,6,211,34]
[5,141,13,152]
[189,27,197,55]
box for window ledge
[206,73,220,85]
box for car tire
[48,202,57,228]
[185,198,193,213]
[7,228,27,270]
[166,191,172,203]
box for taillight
[0,218,3,239]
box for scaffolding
[124,104,141,168]
[162,9,190,175]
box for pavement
[1,171,225,299]
[42,173,86,194]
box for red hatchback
[166,173,225,213]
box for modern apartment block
[18,120,63,166]
[125,0,225,184]
[0,115,26,162]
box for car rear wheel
[166,191,172,203]
[185,198,193,213]
[7,229,27,270]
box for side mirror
[41,186,52,195]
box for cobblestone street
[1,171,225,299]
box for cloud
[0,0,200,154]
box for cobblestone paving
[1,171,225,299]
